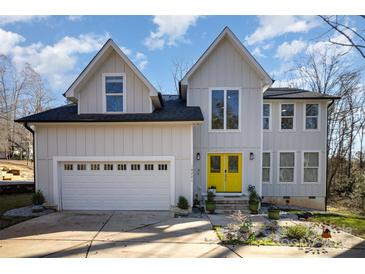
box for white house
[16,27,339,211]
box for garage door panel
[61,161,171,210]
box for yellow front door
[207,153,242,193]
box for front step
[207,196,250,214]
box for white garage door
[61,161,170,210]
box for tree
[319,16,365,59]
[171,58,192,94]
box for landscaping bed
[0,193,33,229]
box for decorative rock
[32,205,44,213]
[4,205,55,217]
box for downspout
[325,99,335,211]
[24,122,35,193]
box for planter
[205,201,216,214]
[208,189,216,195]
[249,201,260,214]
[268,209,280,220]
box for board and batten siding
[35,123,193,205]
[77,50,151,114]
[262,100,328,197]
[186,37,265,195]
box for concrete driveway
[0,211,238,258]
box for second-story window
[280,103,295,131]
[305,104,319,130]
[263,104,271,130]
[104,74,125,112]
[210,89,239,130]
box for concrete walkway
[0,211,236,258]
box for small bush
[248,185,261,203]
[177,196,189,210]
[207,191,215,203]
[32,190,45,205]
[284,225,310,240]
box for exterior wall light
[196,153,201,160]
[249,152,254,160]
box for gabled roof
[181,27,273,89]
[264,88,341,100]
[15,96,204,124]
[64,39,160,105]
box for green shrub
[207,191,215,202]
[284,225,310,240]
[248,185,261,203]
[177,196,189,210]
[32,190,45,205]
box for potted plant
[267,205,280,220]
[208,186,216,195]
[205,191,216,214]
[175,196,189,216]
[248,185,261,214]
[32,190,45,213]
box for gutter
[325,99,336,211]
[23,122,36,193]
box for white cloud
[144,15,201,50]
[120,46,132,56]
[276,40,307,61]
[0,28,109,89]
[252,47,265,58]
[245,16,320,45]
[0,16,47,26]
[134,52,148,70]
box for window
[117,164,127,171]
[262,152,271,183]
[131,164,140,171]
[305,104,319,130]
[90,164,100,171]
[210,156,221,173]
[279,152,295,183]
[210,89,239,130]
[280,104,295,130]
[144,164,154,171]
[77,164,86,171]
[228,156,238,173]
[158,164,168,171]
[64,164,73,171]
[263,104,271,130]
[104,164,113,171]
[104,74,125,112]
[303,152,319,183]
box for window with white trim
[90,164,100,170]
[64,164,73,171]
[211,89,239,130]
[104,74,124,112]
[305,104,319,130]
[263,104,271,130]
[77,164,86,171]
[104,164,113,171]
[281,104,295,130]
[117,164,127,171]
[279,152,295,183]
[303,152,319,183]
[144,164,154,170]
[262,152,271,183]
[158,164,168,171]
[131,164,140,171]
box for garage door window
[158,164,168,170]
[131,164,140,170]
[91,164,100,170]
[104,164,113,170]
[117,164,127,170]
[64,164,73,171]
[145,164,154,170]
[77,164,86,171]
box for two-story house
[16,27,339,211]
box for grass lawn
[0,193,33,230]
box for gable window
[103,73,125,113]
[210,88,240,130]
[305,104,319,130]
[263,104,271,130]
[262,152,271,183]
[279,152,295,183]
[303,152,319,183]
[280,103,295,130]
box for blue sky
[0,15,363,105]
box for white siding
[35,123,193,206]
[77,50,151,114]
[262,100,328,197]
[187,36,264,195]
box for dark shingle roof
[16,95,204,123]
[264,88,341,100]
